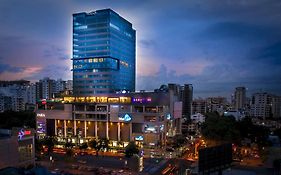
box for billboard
[198,143,232,174]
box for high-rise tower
[234,87,246,110]
[72,9,136,95]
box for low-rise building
[192,99,207,115]
[36,91,182,147]
[190,113,205,123]
[0,128,35,169]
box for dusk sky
[0,0,281,98]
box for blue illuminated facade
[72,9,136,95]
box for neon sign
[135,135,144,141]
[119,113,132,122]
[132,97,152,103]
[166,114,172,120]
[144,125,157,133]
[37,113,45,117]
[18,129,31,140]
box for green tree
[172,135,186,148]
[125,141,139,158]
[201,113,240,143]
[98,138,109,151]
[42,137,58,155]
[88,139,100,156]
[274,128,281,140]
[79,142,88,150]
[0,111,36,129]
[35,138,44,154]
[88,139,98,149]
[236,117,270,146]
[65,141,74,149]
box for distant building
[180,84,193,119]
[40,77,56,99]
[55,79,66,93]
[35,78,73,100]
[250,92,281,118]
[251,92,268,118]
[192,99,207,114]
[234,87,246,110]
[206,96,229,115]
[66,80,73,91]
[72,9,136,95]
[0,81,36,112]
[167,84,193,135]
[26,84,36,105]
[190,113,205,123]
[35,81,42,100]
[271,95,281,118]
[167,83,193,119]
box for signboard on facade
[135,135,144,141]
[37,113,45,117]
[18,128,32,140]
[132,97,152,103]
[119,113,132,122]
[36,114,46,136]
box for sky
[0,0,281,98]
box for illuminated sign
[135,135,144,141]
[160,124,164,131]
[144,125,157,133]
[132,97,152,103]
[37,113,45,117]
[119,113,132,122]
[139,156,144,172]
[37,122,46,134]
[18,129,31,140]
[166,113,172,120]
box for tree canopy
[0,111,36,129]
[201,113,270,146]
[125,141,139,158]
[201,112,240,143]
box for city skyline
[0,0,281,98]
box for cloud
[0,0,281,97]
[137,61,281,98]
[0,66,42,81]
[137,64,194,91]
[26,64,71,81]
[200,22,275,41]
[252,42,281,65]
[138,39,157,49]
[43,45,69,60]
[0,63,24,74]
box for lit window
[109,23,120,31]
[74,25,88,30]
